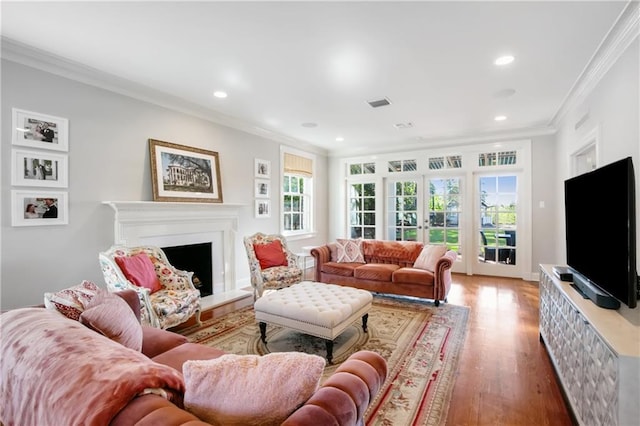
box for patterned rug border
[181,295,470,426]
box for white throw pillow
[183,353,326,426]
[336,238,365,263]
[413,245,447,272]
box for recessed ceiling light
[336,136,344,142]
[494,115,507,121]
[494,55,514,66]
[301,122,318,128]
[213,91,227,98]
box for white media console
[539,265,640,426]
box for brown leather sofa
[0,290,387,426]
[311,240,457,306]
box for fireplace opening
[162,242,213,297]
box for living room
[1,2,639,423]
[1,1,637,311]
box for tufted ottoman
[254,281,373,363]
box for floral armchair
[98,245,201,329]
[243,233,303,299]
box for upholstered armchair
[243,232,303,299]
[98,245,201,329]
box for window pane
[292,214,301,230]
[283,176,290,192]
[350,184,362,197]
[363,227,376,239]
[350,164,362,175]
[395,182,402,195]
[350,212,361,226]
[429,229,444,244]
[292,196,300,211]
[363,198,375,210]
[291,178,298,193]
[404,196,417,211]
[447,155,462,168]
[351,227,362,238]
[364,212,375,225]
[284,195,291,212]
[350,198,362,210]
[429,157,444,170]
[284,215,291,230]
[363,163,375,174]
[389,161,402,172]
[363,183,375,196]
[403,159,417,172]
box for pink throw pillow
[413,245,448,272]
[183,353,325,425]
[115,253,162,293]
[80,292,143,352]
[253,240,288,269]
[336,238,365,263]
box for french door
[473,173,521,277]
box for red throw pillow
[253,240,288,269]
[115,253,162,293]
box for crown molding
[0,37,327,156]
[549,0,640,127]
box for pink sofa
[311,240,457,306]
[0,290,387,426]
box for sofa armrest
[434,250,457,301]
[311,245,332,281]
[282,350,387,426]
[141,326,189,358]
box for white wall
[1,60,329,310]
[554,38,639,266]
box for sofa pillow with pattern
[44,280,102,321]
[336,238,365,263]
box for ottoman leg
[325,340,334,364]
[362,313,369,332]
[259,322,267,343]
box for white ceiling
[0,1,629,156]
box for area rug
[181,295,469,426]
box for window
[282,150,314,236]
[348,162,376,175]
[388,159,417,173]
[479,151,517,167]
[349,182,376,239]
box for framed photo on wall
[255,158,271,178]
[12,190,69,227]
[255,199,271,218]
[12,108,69,152]
[254,179,270,198]
[11,149,68,188]
[149,139,223,203]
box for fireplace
[103,201,243,301]
[162,242,213,297]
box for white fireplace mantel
[103,201,246,295]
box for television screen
[564,157,637,309]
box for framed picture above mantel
[149,139,223,203]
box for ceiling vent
[393,122,414,129]
[367,97,391,108]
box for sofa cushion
[354,263,400,282]
[336,238,365,263]
[393,267,435,285]
[80,292,143,351]
[115,253,163,293]
[321,261,359,277]
[363,240,423,264]
[183,352,325,426]
[413,244,447,272]
[43,280,101,321]
[253,239,289,269]
[141,326,189,358]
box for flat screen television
[564,156,637,309]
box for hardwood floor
[197,273,574,426]
[446,273,573,426]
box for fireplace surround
[103,201,249,307]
